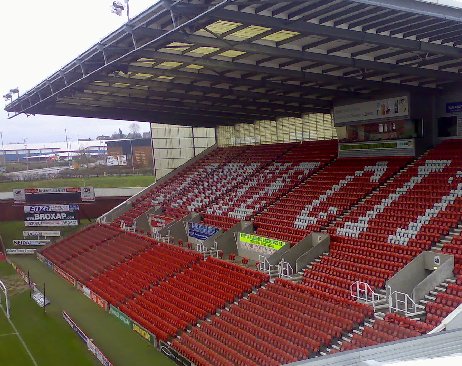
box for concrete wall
[386,251,454,302]
[413,253,454,302]
[218,221,253,256]
[295,233,330,273]
[266,244,291,266]
[158,212,201,245]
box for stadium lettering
[33,212,67,220]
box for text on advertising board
[239,233,286,250]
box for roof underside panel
[6,0,462,126]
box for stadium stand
[173,279,373,365]
[340,314,432,351]
[119,257,268,341]
[425,274,462,326]
[41,224,151,282]
[37,140,462,364]
[204,140,337,222]
[113,141,338,231]
[87,243,201,305]
[254,156,410,245]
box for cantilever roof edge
[350,0,462,21]
[5,0,231,117]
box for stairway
[432,223,462,252]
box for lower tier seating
[118,257,268,342]
[340,314,430,351]
[426,274,462,326]
[173,279,373,364]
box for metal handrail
[350,281,385,311]
[388,290,420,315]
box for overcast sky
[0,0,156,144]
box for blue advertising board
[188,222,219,241]
[446,102,462,114]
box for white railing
[350,281,385,311]
[388,290,420,316]
[121,221,136,233]
[0,280,10,319]
[196,242,207,253]
[278,260,293,278]
[258,255,274,277]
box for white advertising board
[13,240,50,246]
[334,96,409,125]
[23,231,61,237]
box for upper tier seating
[442,232,462,267]
[205,140,338,221]
[255,156,409,245]
[113,146,245,227]
[120,257,268,342]
[173,279,373,365]
[301,140,462,298]
[113,141,338,231]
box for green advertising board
[109,305,132,328]
[239,233,286,250]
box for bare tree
[128,123,142,139]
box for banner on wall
[24,211,79,227]
[24,204,79,213]
[106,155,127,166]
[13,187,94,203]
[446,102,462,114]
[238,233,286,256]
[339,139,415,152]
[13,240,50,246]
[23,231,61,237]
[334,96,409,125]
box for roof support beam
[47,105,250,126]
[211,9,462,59]
[104,76,328,107]
[172,33,460,83]
[349,0,462,23]
[146,50,396,93]
[82,83,323,114]
[127,63,361,100]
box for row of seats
[303,140,462,306]
[341,315,427,351]
[116,257,268,342]
[173,279,373,364]
[87,244,201,305]
[254,156,409,244]
[425,274,462,326]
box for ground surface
[0,261,98,366]
[4,257,173,366]
[0,175,154,192]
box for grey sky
[2,0,462,144]
[0,0,156,144]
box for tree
[128,123,142,139]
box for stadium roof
[5,0,462,126]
